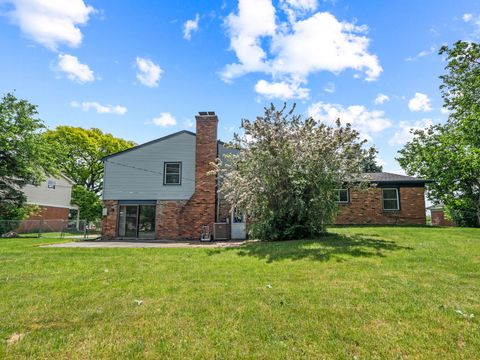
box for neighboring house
[21,174,78,231]
[427,204,455,226]
[101,112,430,240]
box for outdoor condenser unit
[213,223,229,240]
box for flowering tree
[214,104,373,240]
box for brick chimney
[195,111,218,195]
[178,111,218,239]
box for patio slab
[41,240,245,248]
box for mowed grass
[0,227,479,359]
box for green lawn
[0,227,479,359]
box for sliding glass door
[118,203,156,238]
[138,205,156,238]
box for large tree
[71,185,102,223]
[43,126,135,194]
[43,126,134,222]
[214,104,372,240]
[362,147,383,173]
[0,93,55,221]
[397,41,480,227]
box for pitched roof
[101,130,196,161]
[361,172,432,184]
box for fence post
[37,220,42,238]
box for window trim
[163,162,182,185]
[336,189,349,204]
[382,188,400,211]
[47,179,56,189]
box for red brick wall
[25,205,69,221]
[102,200,118,239]
[155,200,186,239]
[335,187,426,225]
[431,210,455,226]
[19,205,70,232]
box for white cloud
[388,119,433,146]
[376,156,387,168]
[374,93,389,105]
[408,92,432,112]
[222,0,276,81]
[307,102,392,140]
[405,46,436,61]
[440,107,449,115]
[135,57,163,87]
[254,79,309,99]
[150,112,177,127]
[280,0,318,22]
[463,13,473,22]
[222,0,382,99]
[71,101,127,115]
[323,82,335,93]
[183,118,194,128]
[5,0,95,51]
[183,14,200,40]
[282,0,317,12]
[57,54,95,83]
[460,13,480,37]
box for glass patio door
[118,203,156,238]
[118,205,138,237]
[138,205,156,238]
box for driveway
[41,240,245,248]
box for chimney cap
[198,111,216,116]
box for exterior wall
[335,187,426,225]
[103,132,196,200]
[431,210,455,226]
[155,200,186,239]
[19,206,70,232]
[217,199,231,223]
[25,205,69,221]
[101,115,218,240]
[102,200,118,239]
[22,175,74,209]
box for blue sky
[1,0,479,173]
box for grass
[0,226,479,359]
[17,231,100,239]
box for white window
[337,189,349,203]
[47,179,56,189]
[382,188,400,210]
[164,162,181,185]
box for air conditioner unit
[213,223,229,240]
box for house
[427,204,455,226]
[101,112,430,240]
[335,172,430,225]
[20,174,78,231]
[102,112,239,240]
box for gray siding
[103,132,196,200]
[217,141,237,160]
